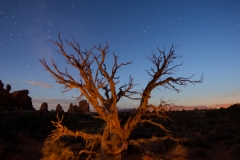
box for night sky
[1,0,240,110]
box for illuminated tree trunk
[100,116,128,159]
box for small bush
[196,148,206,157]
[229,144,240,160]
[41,140,74,160]
[166,144,188,160]
[194,137,210,148]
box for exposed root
[78,150,100,160]
[45,114,102,159]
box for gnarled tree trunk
[100,116,128,159]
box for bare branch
[124,44,204,136]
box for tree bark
[100,113,128,160]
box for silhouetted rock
[0,86,13,106]
[68,103,78,113]
[0,80,14,107]
[6,84,11,93]
[67,100,90,113]
[79,100,90,113]
[56,104,64,113]
[0,80,35,110]
[40,102,48,112]
[0,80,4,90]
[11,90,34,110]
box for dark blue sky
[0,0,239,110]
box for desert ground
[0,104,240,160]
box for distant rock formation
[68,103,78,113]
[79,100,90,113]
[11,90,33,110]
[40,102,48,112]
[67,100,90,113]
[0,80,14,106]
[56,104,64,114]
[0,80,34,110]
[6,84,11,93]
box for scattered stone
[40,102,48,112]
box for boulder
[40,102,48,112]
[56,104,64,113]
[10,90,34,110]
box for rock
[6,84,11,93]
[0,80,34,110]
[40,102,48,112]
[79,100,90,113]
[0,80,15,107]
[0,80,3,90]
[56,104,64,113]
[11,90,34,110]
[67,103,74,113]
[67,103,78,113]
[67,100,90,113]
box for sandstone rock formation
[40,102,48,112]
[56,104,64,113]
[0,80,3,90]
[79,100,90,113]
[67,100,90,113]
[6,84,11,93]
[11,90,33,110]
[68,103,78,113]
[0,80,34,110]
[0,80,14,106]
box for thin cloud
[213,95,228,99]
[231,90,240,96]
[213,90,240,99]
[26,81,54,88]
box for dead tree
[40,34,203,159]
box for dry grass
[166,144,188,160]
[41,140,74,160]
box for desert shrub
[227,103,240,112]
[204,110,217,118]
[166,144,188,160]
[224,139,237,149]
[206,132,233,143]
[229,128,238,134]
[41,140,74,160]
[229,144,240,160]
[194,137,210,148]
[196,148,206,157]
[235,135,240,144]
[1,131,21,144]
[201,129,209,135]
